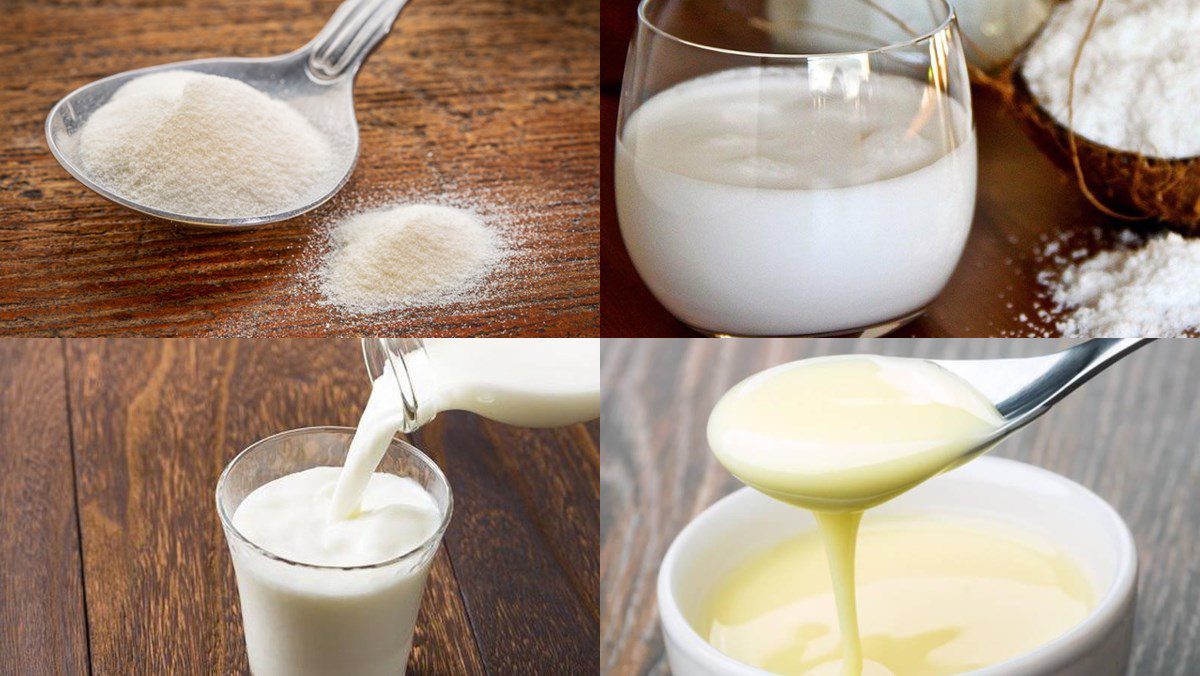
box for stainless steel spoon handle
[932,338,1153,471]
[307,0,411,82]
[997,338,1152,426]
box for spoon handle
[307,0,411,81]
[997,338,1153,428]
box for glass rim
[635,0,957,60]
[215,425,454,572]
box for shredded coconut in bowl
[1021,0,1200,159]
[317,204,504,313]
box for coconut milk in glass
[615,0,976,336]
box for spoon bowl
[45,0,408,228]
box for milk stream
[330,338,601,519]
[708,355,1009,675]
[616,68,976,335]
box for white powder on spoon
[1048,232,1200,336]
[318,204,503,312]
[78,71,333,219]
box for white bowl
[658,456,1137,676]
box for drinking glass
[217,427,452,676]
[615,0,975,337]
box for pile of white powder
[1022,0,1200,158]
[317,204,503,312]
[78,71,333,218]
[1048,232,1200,336]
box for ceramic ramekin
[658,456,1137,676]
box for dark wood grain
[34,338,597,673]
[415,412,600,673]
[600,339,1200,675]
[0,0,598,337]
[0,340,89,675]
[600,0,1161,338]
[480,419,601,615]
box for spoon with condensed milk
[709,338,1153,514]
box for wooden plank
[0,339,90,675]
[601,338,1200,675]
[479,418,600,616]
[416,412,599,673]
[0,0,598,337]
[65,338,485,673]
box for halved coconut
[968,0,1200,232]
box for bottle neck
[361,338,439,432]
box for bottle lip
[362,338,427,430]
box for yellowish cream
[706,355,1056,676]
[702,516,1094,676]
[707,355,1004,513]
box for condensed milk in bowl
[658,353,1137,676]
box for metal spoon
[45,0,410,228]
[933,338,1153,469]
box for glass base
[684,307,926,338]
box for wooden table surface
[0,338,599,674]
[0,0,598,337]
[600,30,1165,338]
[600,338,1200,675]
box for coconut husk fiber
[973,0,1200,232]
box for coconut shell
[980,61,1200,232]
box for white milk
[615,68,976,336]
[230,467,442,676]
[331,337,601,517]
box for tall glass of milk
[615,0,976,336]
[217,428,452,676]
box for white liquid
[331,338,601,518]
[615,68,976,335]
[230,467,442,676]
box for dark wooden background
[599,2,1164,338]
[0,338,599,674]
[0,0,598,337]
[601,339,1199,675]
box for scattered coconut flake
[1046,232,1200,336]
